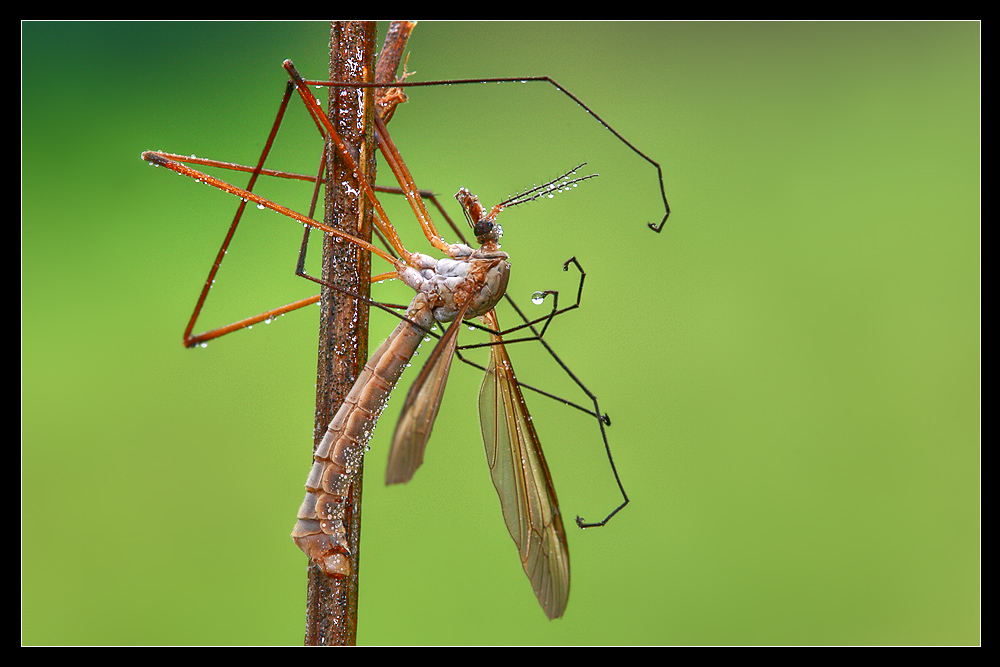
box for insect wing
[385,300,471,485]
[479,326,570,619]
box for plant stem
[303,21,376,647]
[303,19,413,647]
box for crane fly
[142,54,666,620]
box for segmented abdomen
[291,294,435,576]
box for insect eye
[474,219,494,238]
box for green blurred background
[22,21,979,645]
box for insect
[142,50,667,619]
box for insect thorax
[399,251,510,322]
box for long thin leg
[282,61,426,265]
[176,81,296,348]
[454,257,605,420]
[143,152,400,267]
[144,151,481,346]
[502,290,628,528]
[372,112,452,250]
[162,69,631,352]
[449,253,626,528]
[284,61,458,258]
[299,73,670,232]
[457,256,586,342]
[146,149,474,347]
[146,78,414,348]
[145,60,470,348]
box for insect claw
[648,217,667,233]
[142,150,167,166]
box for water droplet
[531,292,546,305]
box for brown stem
[302,20,376,647]
[376,20,416,93]
[303,20,413,647]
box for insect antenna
[489,163,598,219]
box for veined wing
[385,298,472,485]
[479,310,570,619]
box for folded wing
[385,299,471,485]
[479,311,570,619]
